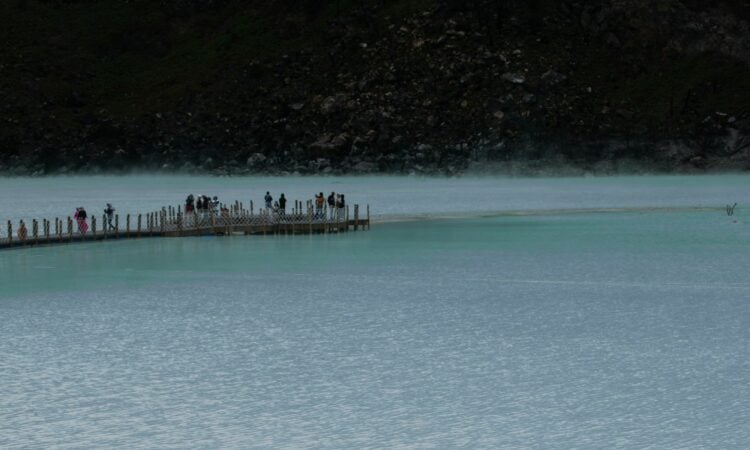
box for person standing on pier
[186,195,195,213]
[265,191,273,209]
[196,196,205,224]
[328,192,336,218]
[75,207,88,234]
[315,192,325,219]
[336,194,345,219]
[278,193,287,217]
[104,203,115,231]
[185,195,195,226]
[18,220,27,241]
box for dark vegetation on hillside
[1,0,749,174]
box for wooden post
[250,200,254,216]
[367,204,370,230]
[32,219,38,244]
[126,214,131,237]
[67,217,73,242]
[115,214,119,235]
[7,220,12,245]
[91,216,97,237]
[44,219,49,241]
[137,214,142,237]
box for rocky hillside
[2,0,749,175]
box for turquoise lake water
[1,175,748,448]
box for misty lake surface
[1,174,748,448]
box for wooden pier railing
[0,201,370,250]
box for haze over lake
[1,175,748,448]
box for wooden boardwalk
[1,201,370,250]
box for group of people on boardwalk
[185,194,221,215]
[11,190,358,241]
[17,191,348,239]
[264,192,287,215]
[184,194,229,225]
[16,203,115,239]
[179,191,347,221]
[258,191,345,219]
[314,192,345,218]
[72,204,117,235]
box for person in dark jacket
[327,192,336,218]
[104,203,115,231]
[278,193,287,216]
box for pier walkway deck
[1,201,370,250]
